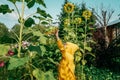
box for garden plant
[0,0,120,80]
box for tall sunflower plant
[0,0,56,80]
[62,2,96,80]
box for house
[93,19,120,44]
[107,19,120,42]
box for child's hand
[55,29,59,36]
[55,29,59,40]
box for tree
[0,22,9,43]
[0,22,8,37]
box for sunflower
[64,19,70,25]
[64,3,74,13]
[74,17,82,24]
[82,10,92,20]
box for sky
[0,0,120,29]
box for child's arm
[55,30,64,51]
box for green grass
[0,44,9,55]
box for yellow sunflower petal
[64,3,74,13]
[82,10,92,20]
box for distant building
[107,19,120,42]
[93,19,120,44]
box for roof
[107,19,120,27]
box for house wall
[107,24,120,41]
[107,27,113,43]
[93,24,120,45]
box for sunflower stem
[18,0,25,58]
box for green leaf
[33,30,43,36]
[34,32,46,43]
[78,28,84,32]
[24,17,35,27]
[40,45,46,56]
[48,57,59,65]
[117,44,120,47]
[37,8,52,18]
[75,55,81,62]
[23,28,32,34]
[28,45,41,54]
[37,8,47,18]
[88,53,95,57]
[85,46,92,52]
[32,69,45,80]
[16,0,21,1]
[89,27,95,30]
[8,0,16,4]
[8,57,29,70]
[33,16,45,20]
[44,71,56,80]
[80,48,84,54]
[39,36,47,44]
[47,14,52,18]
[79,41,84,45]
[41,21,49,25]
[87,33,93,36]
[55,49,60,53]
[32,30,47,44]
[88,40,96,44]
[0,44,9,56]
[0,5,13,14]
[36,0,46,8]
[32,69,56,80]
[25,0,30,2]
[81,59,87,65]
[81,33,86,38]
[75,51,82,62]
[27,0,35,8]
